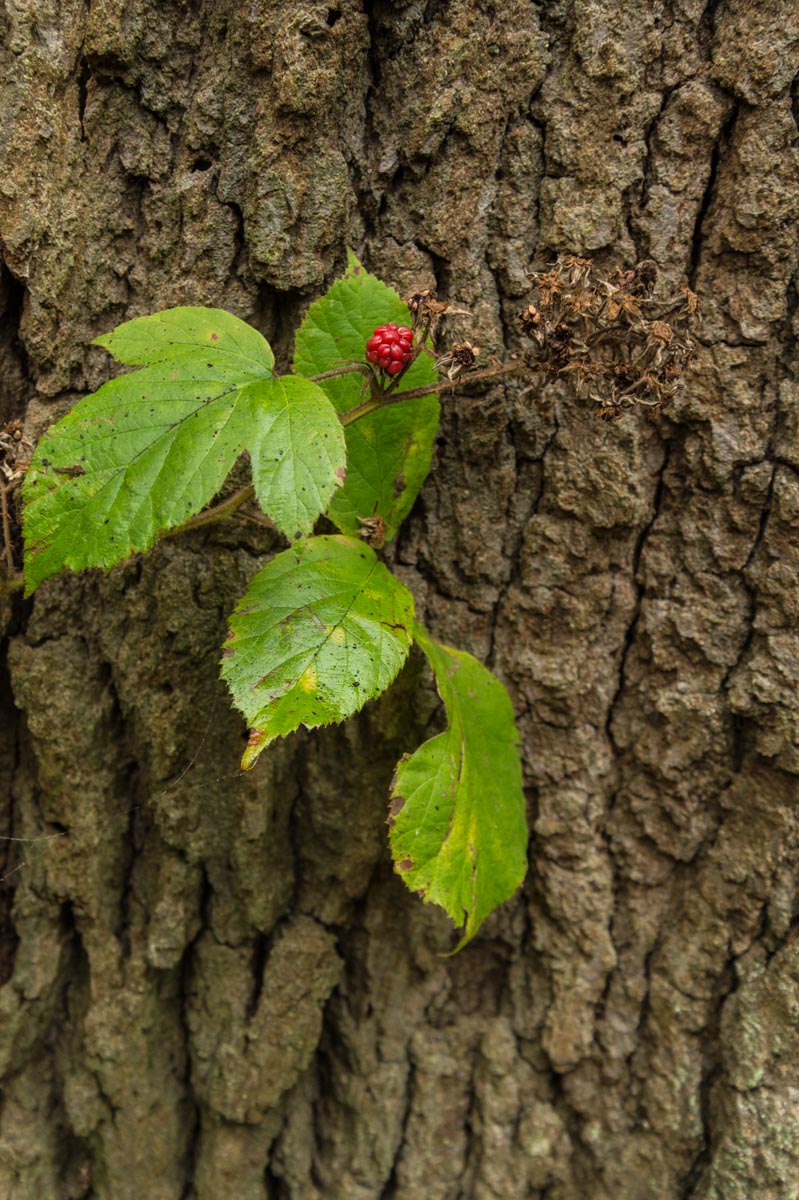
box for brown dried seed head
[534,272,563,307]
[560,255,592,271]
[649,320,674,343]
[406,289,449,322]
[406,289,432,314]
[605,292,631,320]
[519,305,544,335]
[681,285,699,314]
[357,514,388,550]
[635,260,658,291]
[435,341,482,381]
[451,342,480,367]
[559,255,593,285]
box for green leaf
[220,534,415,769]
[94,305,275,372]
[293,250,439,540]
[23,308,346,592]
[389,624,527,951]
[248,376,346,540]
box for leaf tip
[346,247,363,275]
[241,727,269,770]
[446,931,476,957]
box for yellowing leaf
[220,535,415,768]
[389,625,528,949]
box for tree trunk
[1,1,798,1196]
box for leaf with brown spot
[221,535,415,769]
[389,624,527,951]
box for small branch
[232,508,275,530]
[307,364,372,383]
[340,360,523,426]
[160,360,522,536]
[162,484,259,540]
[0,482,14,573]
[339,399,383,426]
[399,359,523,398]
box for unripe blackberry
[365,323,413,376]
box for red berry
[365,322,414,373]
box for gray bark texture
[1,0,799,1196]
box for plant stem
[0,482,14,573]
[307,364,372,383]
[340,360,522,426]
[163,484,258,539]
[164,360,521,536]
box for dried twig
[0,482,13,573]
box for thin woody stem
[340,360,522,426]
[0,482,14,573]
[164,360,521,535]
[307,364,372,383]
[163,484,259,539]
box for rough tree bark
[1,1,798,1197]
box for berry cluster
[365,324,414,375]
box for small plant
[14,251,697,948]
[19,252,530,950]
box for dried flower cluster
[1,418,33,573]
[406,289,450,329]
[435,341,481,382]
[518,255,697,418]
[356,512,388,550]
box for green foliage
[390,626,527,950]
[221,535,415,769]
[293,250,439,540]
[246,376,346,539]
[95,305,276,371]
[20,264,528,948]
[23,307,344,592]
